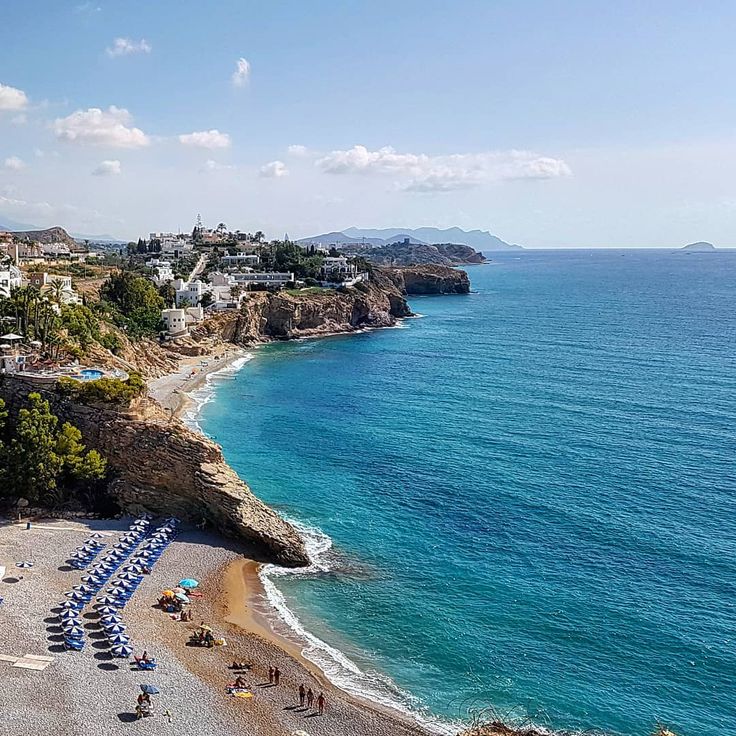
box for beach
[0,517,433,736]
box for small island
[681,241,716,252]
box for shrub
[57,372,145,407]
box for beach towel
[233,691,253,698]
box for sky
[1,1,736,247]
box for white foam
[259,520,459,735]
[182,352,255,432]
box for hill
[9,226,79,248]
[343,241,486,266]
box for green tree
[8,393,63,503]
[56,422,107,485]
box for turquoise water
[196,250,736,736]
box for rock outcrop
[383,264,471,295]
[190,275,412,345]
[0,375,309,567]
[349,241,486,267]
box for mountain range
[298,226,522,251]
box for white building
[173,277,208,307]
[230,272,294,287]
[161,306,204,337]
[0,264,22,298]
[222,254,259,268]
[27,272,82,305]
[148,259,174,286]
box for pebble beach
[0,518,432,736]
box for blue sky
[1,1,736,246]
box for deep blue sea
[194,250,736,736]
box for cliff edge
[0,375,309,567]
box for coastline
[147,341,450,735]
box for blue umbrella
[140,684,159,695]
[15,560,34,569]
[89,532,105,538]
[63,624,85,638]
[111,644,133,658]
[109,633,130,645]
[100,615,122,626]
[117,572,141,581]
[107,586,129,597]
[179,579,199,589]
[59,599,80,609]
[60,608,80,619]
[96,595,120,606]
[66,590,86,601]
[82,575,103,584]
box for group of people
[298,683,326,716]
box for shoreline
[147,335,451,735]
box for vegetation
[57,372,145,407]
[99,271,165,337]
[257,241,324,279]
[0,286,61,355]
[0,393,107,508]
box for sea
[189,249,736,736]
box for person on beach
[299,683,305,707]
[268,666,274,684]
[317,692,325,716]
[306,688,314,708]
[274,667,281,685]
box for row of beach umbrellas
[57,517,180,655]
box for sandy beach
[0,517,434,736]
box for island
[681,241,716,251]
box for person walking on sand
[306,688,314,709]
[274,666,281,685]
[268,666,274,684]
[299,683,305,707]
[317,692,325,716]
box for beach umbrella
[104,623,127,635]
[96,605,119,616]
[140,684,160,695]
[117,572,142,582]
[62,624,85,638]
[96,595,120,606]
[122,564,144,573]
[16,561,34,568]
[107,586,129,597]
[73,584,93,593]
[89,532,105,538]
[175,592,189,603]
[60,608,81,619]
[65,590,86,601]
[82,574,103,584]
[179,578,199,589]
[110,644,133,658]
[113,542,133,550]
[100,615,122,626]
[58,600,82,610]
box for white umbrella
[96,605,119,615]
[16,561,34,568]
[59,609,81,621]
[104,623,127,635]
[109,633,130,646]
[0,333,24,341]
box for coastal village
[0,221,679,736]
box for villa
[27,272,82,305]
[148,259,175,286]
[319,256,364,287]
[161,306,204,337]
[173,277,209,307]
[222,253,260,268]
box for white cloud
[202,159,236,172]
[0,83,29,111]
[231,57,251,87]
[92,159,122,176]
[53,106,150,148]
[259,160,289,178]
[4,156,26,171]
[178,129,231,149]
[106,38,152,58]
[287,144,310,157]
[315,144,572,192]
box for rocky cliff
[189,273,412,345]
[347,241,486,267]
[383,264,471,295]
[0,375,309,567]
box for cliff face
[0,376,309,567]
[190,275,412,345]
[383,264,471,295]
[354,241,486,267]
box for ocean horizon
[192,249,736,736]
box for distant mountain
[9,226,80,248]
[344,226,522,251]
[681,241,716,252]
[297,231,386,247]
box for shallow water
[197,250,736,735]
